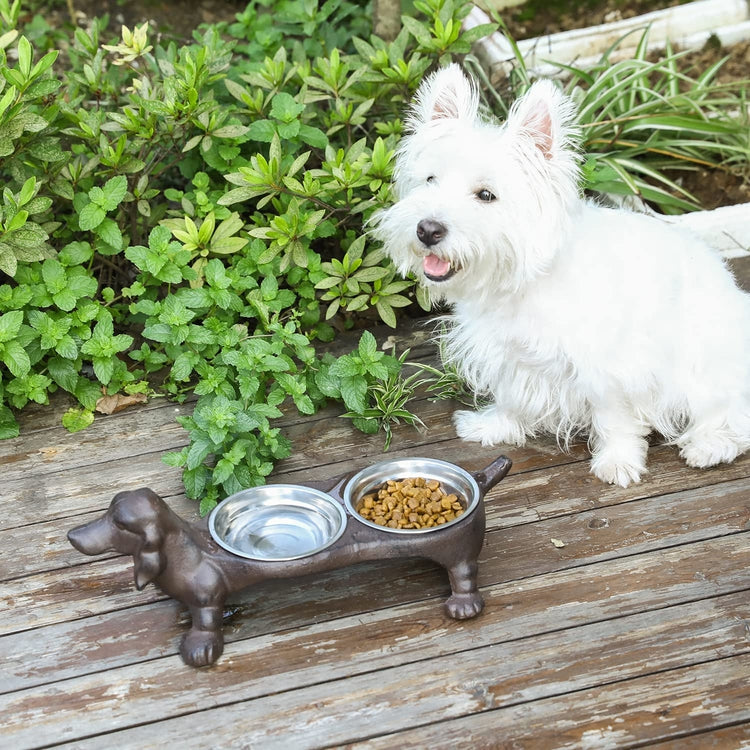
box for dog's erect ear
[506,80,577,160]
[410,63,479,128]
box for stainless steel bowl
[208,485,347,561]
[343,457,480,534]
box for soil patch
[673,166,750,209]
[664,36,750,84]
[502,0,690,40]
[653,38,750,209]
[49,0,246,41]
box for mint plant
[3,0,744,513]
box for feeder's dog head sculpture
[68,489,231,667]
[68,488,168,590]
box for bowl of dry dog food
[343,456,481,534]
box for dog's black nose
[416,219,446,247]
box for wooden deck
[3,256,750,749]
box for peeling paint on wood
[3,260,750,748]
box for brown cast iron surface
[67,455,512,667]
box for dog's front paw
[453,409,526,447]
[590,450,645,488]
[180,628,224,667]
[444,591,484,620]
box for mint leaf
[0,309,23,343]
[48,356,79,391]
[270,92,305,123]
[339,374,367,413]
[99,175,128,211]
[62,407,95,433]
[58,241,93,266]
[0,405,19,439]
[247,119,276,142]
[2,340,31,377]
[96,218,123,250]
[79,202,106,231]
[92,356,114,385]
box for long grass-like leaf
[488,25,749,214]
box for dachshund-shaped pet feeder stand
[68,455,512,667]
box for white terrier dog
[374,63,750,487]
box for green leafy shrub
[0,0,495,511]
[3,0,746,513]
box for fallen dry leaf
[95,392,148,415]
[550,538,566,548]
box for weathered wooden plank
[345,656,750,749]
[648,723,750,749]
[481,440,750,529]
[10,389,192,438]
[6,397,750,547]
[5,472,750,636]
[3,532,748,694]
[8,591,748,748]
[1,399,192,484]
[3,455,188,532]
[2,415,583,532]
[0,557,168,636]
[7,432,749,584]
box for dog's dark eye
[476,189,496,202]
[426,175,436,184]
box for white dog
[374,63,750,487]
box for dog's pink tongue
[424,254,450,277]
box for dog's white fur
[374,63,750,486]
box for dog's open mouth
[423,253,458,282]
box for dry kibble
[356,477,465,530]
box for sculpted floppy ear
[409,63,479,129]
[506,80,578,160]
[132,521,166,590]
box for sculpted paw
[444,591,484,619]
[180,629,224,667]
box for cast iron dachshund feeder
[67,455,512,667]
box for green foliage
[474,22,750,213]
[0,0,490,513]
[329,336,429,450]
[3,0,745,513]
[572,33,750,213]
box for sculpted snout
[67,516,117,555]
